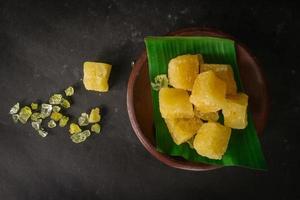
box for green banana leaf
[145,36,267,170]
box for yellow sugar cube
[200,64,237,95]
[193,122,231,160]
[194,107,219,122]
[83,61,112,92]
[190,71,226,113]
[168,54,203,91]
[159,88,194,118]
[222,93,248,129]
[165,117,203,145]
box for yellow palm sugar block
[193,122,231,160]
[222,93,248,129]
[159,88,194,118]
[190,71,226,113]
[168,54,203,91]
[164,117,203,145]
[83,61,112,92]
[194,107,219,122]
[200,64,237,95]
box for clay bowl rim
[127,27,270,171]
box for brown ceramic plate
[127,28,269,171]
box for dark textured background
[0,0,299,199]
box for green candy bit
[31,103,38,110]
[65,86,74,96]
[48,120,56,128]
[31,112,41,121]
[31,119,42,130]
[37,128,48,137]
[69,123,82,134]
[150,83,160,91]
[9,102,20,114]
[12,114,19,123]
[52,105,61,113]
[70,130,91,143]
[91,123,101,134]
[60,98,70,108]
[40,104,52,119]
[151,74,169,91]
[49,94,63,105]
[78,113,89,126]
[50,112,63,121]
[19,106,32,124]
[59,116,69,127]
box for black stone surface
[0,1,299,199]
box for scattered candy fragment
[12,114,19,123]
[31,103,38,110]
[32,119,48,137]
[9,103,20,114]
[91,123,101,134]
[51,112,63,121]
[48,120,57,128]
[31,113,41,121]
[78,113,89,126]
[60,98,70,108]
[49,94,63,105]
[37,128,48,137]
[70,130,91,143]
[65,86,74,96]
[59,116,69,127]
[69,123,82,134]
[19,106,32,124]
[31,119,42,130]
[52,106,61,113]
[88,107,101,123]
[40,104,52,119]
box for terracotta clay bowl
[127,28,269,171]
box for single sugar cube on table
[168,54,203,91]
[193,122,231,160]
[200,64,237,95]
[159,88,194,119]
[164,117,203,145]
[222,93,248,129]
[190,71,226,113]
[83,61,112,92]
